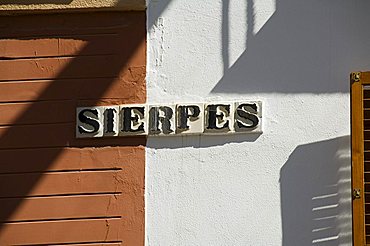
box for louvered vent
[364,86,370,243]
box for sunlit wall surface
[146,0,366,245]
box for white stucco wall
[146,0,370,245]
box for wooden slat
[0,146,142,174]
[0,170,124,198]
[0,194,123,222]
[351,73,365,245]
[0,34,117,58]
[366,215,370,224]
[365,131,370,140]
[365,110,370,119]
[365,173,370,181]
[365,120,370,130]
[364,193,370,202]
[364,90,370,99]
[366,204,370,214]
[359,72,370,84]
[365,162,370,172]
[364,100,370,109]
[364,152,370,161]
[0,218,122,245]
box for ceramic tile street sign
[76,102,262,138]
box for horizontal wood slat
[365,131,370,140]
[364,100,370,109]
[365,120,370,130]
[364,90,370,99]
[364,193,370,202]
[365,84,370,243]
[0,146,142,174]
[0,171,124,198]
[365,173,370,181]
[366,204,370,214]
[0,218,122,245]
[364,152,370,160]
[0,34,118,59]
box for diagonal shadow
[215,0,370,94]
[0,9,170,241]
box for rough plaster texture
[146,0,370,245]
[0,0,145,13]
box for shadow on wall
[147,0,172,28]
[0,0,175,233]
[146,133,261,149]
[0,12,147,242]
[280,136,352,246]
[0,0,72,4]
[215,0,370,94]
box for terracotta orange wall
[0,12,146,245]
[0,0,145,13]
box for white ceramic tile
[102,106,120,137]
[203,103,234,134]
[176,103,204,134]
[148,105,176,135]
[119,104,148,136]
[234,101,262,133]
[76,106,104,138]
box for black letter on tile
[122,107,145,133]
[149,106,174,134]
[206,104,230,130]
[236,103,259,129]
[178,105,200,130]
[105,108,117,133]
[78,109,100,134]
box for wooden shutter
[351,71,370,245]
